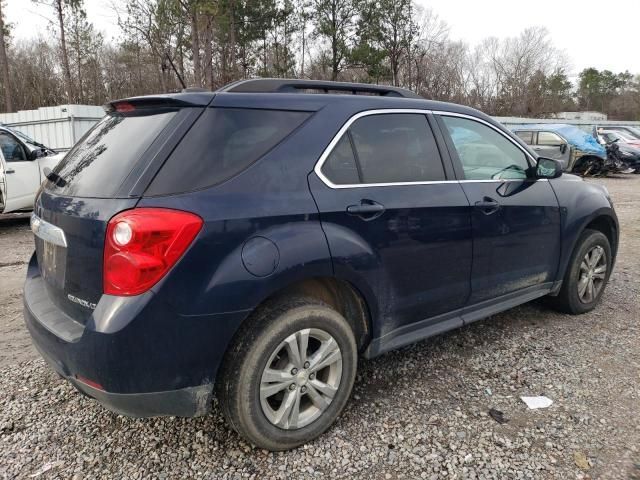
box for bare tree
[0,0,12,112]
[34,0,79,102]
[310,0,357,80]
[2,1,638,120]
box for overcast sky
[5,0,640,78]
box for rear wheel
[216,297,357,451]
[549,229,612,314]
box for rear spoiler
[104,92,215,112]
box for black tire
[216,296,357,451]
[548,229,612,314]
[571,156,603,177]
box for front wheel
[572,156,603,177]
[216,297,357,451]
[548,229,612,314]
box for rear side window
[147,108,310,195]
[537,132,564,146]
[514,131,534,144]
[47,110,177,197]
[320,113,445,185]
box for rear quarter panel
[136,105,343,318]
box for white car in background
[0,126,63,214]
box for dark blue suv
[24,80,618,450]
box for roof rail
[217,78,422,99]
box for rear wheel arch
[216,294,358,450]
[264,277,372,352]
[229,276,372,355]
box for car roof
[113,79,494,121]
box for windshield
[1,126,49,149]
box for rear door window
[46,109,178,197]
[146,108,310,195]
[537,132,564,146]
[320,113,446,185]
[351,114,445,184]
[514,131,534,144]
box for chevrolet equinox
[24,79,618,450]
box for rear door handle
[347,200,385,220]
[5,168,15,174]
[474,197,500,215]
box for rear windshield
[45,109,177,197]
[145,108,310,195]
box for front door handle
[474,197,500,215]
[347,200,385,221]
[5,168,15,174]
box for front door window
[441,116,530,180]
[0,132,27,162]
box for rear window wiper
[43,167,67,187]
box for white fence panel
[0,104,105,151]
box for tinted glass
[321,134,360,185]
[348,114,445,184]
[0,132,27,162]
[46,110,177,197]
[537,132,564,146]
[442,116,529,180]
[514,131,533,144]
[147,108,310,195]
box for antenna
[163,52,186,90]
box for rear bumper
[23,253,249,417]
[28,332,212,417]
[72,377,212,417]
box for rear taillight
[104,208,203,296]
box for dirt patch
[0,213,36,365]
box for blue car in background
[510,124,607,174]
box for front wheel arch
[584,215,618,261]
[548,229,612,314]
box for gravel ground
[0,212,35,366]
[1,176,639,479]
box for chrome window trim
[313,108,538,189]
[30,213,67,248]
[314,109,446,189]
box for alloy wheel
[577,245,607,304]
[260,328,342,430]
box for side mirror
[536,157,562,179]
[29,149,45,160]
